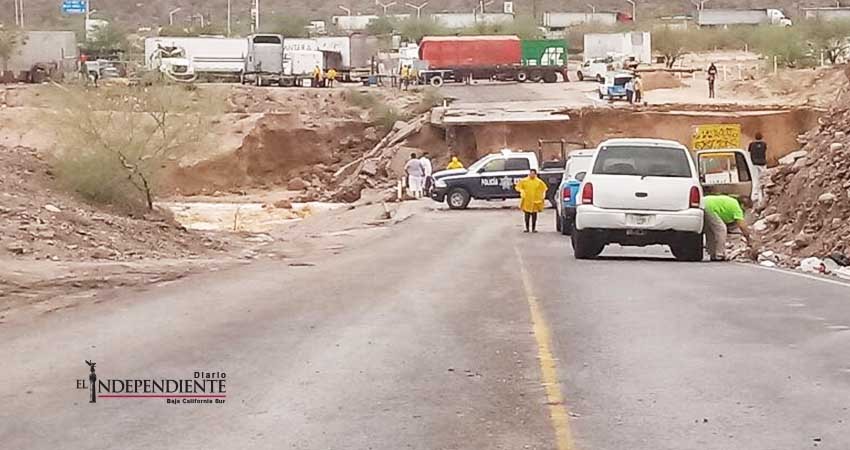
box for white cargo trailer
[697,9,792,27]
[583,32,651,64]
[543,12,618,29]
[802,7,850,21]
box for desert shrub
[371,105,406,132]
[346,88,380,109]
[52,85,219,212]
[413,87,444,113]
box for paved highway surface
[1,206,849,450]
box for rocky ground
[752,89,850,279]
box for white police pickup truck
[430,150,565,210]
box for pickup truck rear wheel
[671,233,704,262]
[447,188,471,210]
[429,75,444,87]
[560,213,572,236]
[577,71,584,81]
[555,212,562,232]
[572,229,604,259]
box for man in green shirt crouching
[703,195,752,262]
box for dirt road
[1,204,848,449]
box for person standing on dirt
[312,65,323,88]
[748,133,768,177]
[703,195,752,262]
[400,65,411,90]
[625,77,635,104]
[326,68,337,88]
[633,75,644,104]
[419,152,433,194]
[404,153,425,199]
[707,63,718,99]
[515,169,548,233]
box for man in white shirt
[419,152,433,195]
[404,153,425,198]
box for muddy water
[158,202,345,233]
[452,107,821,165]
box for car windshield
[593,146,692,178]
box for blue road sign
[61,0,87,14]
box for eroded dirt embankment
[168,113,382,196]
[448,107,821,164]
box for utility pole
[194,13,205,29]
[169,7,181,26]
[587,3,596,14]
[625,0,635,21]
[405,2,429,19]
[227,0,232,36]
[14,0,20,27]
[376,1,397,15]
[478,0,494,14]
[18,0,25,28]
[251,0,261,32]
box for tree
[53,85,219,211]
[86,22,128,55]
[802,19,850,64]
[503,15,544,40]
[750,26,809,68]
[366,17,396,36]
[398,17,447,43]
[0,27,26,72]
[270,15,310,37]
[652,28,693,68]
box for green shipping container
[521,39,568,67]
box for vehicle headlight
[435,179,447,188]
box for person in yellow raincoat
[446,155,464,170]
[515,169,548,233]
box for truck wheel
[543,72,558,83]
[598,91,604,100]
[561,214,572,236]
[577,71,584,81]
[596,74,604,83]
[572,229,604,259]
[446,188,471,210]
[671,233,704,262]
[516,71,528,82]
[555,212,562,232]
[429,76,444,87]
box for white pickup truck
[572,138,760,261]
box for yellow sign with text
[692,124,741,150]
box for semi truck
[418,36,569,86]
[697,9,792,27]
[144,37,247,80]
[242,34,322,87]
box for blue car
[555,149,596,235]
[598,72,634,101]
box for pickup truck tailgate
[591,175,694,211]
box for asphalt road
[1,205,849,450]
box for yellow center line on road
[514,245,576,450]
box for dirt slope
[0,145,228,262]
[756,94,850,265]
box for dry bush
[51,84,220,212]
